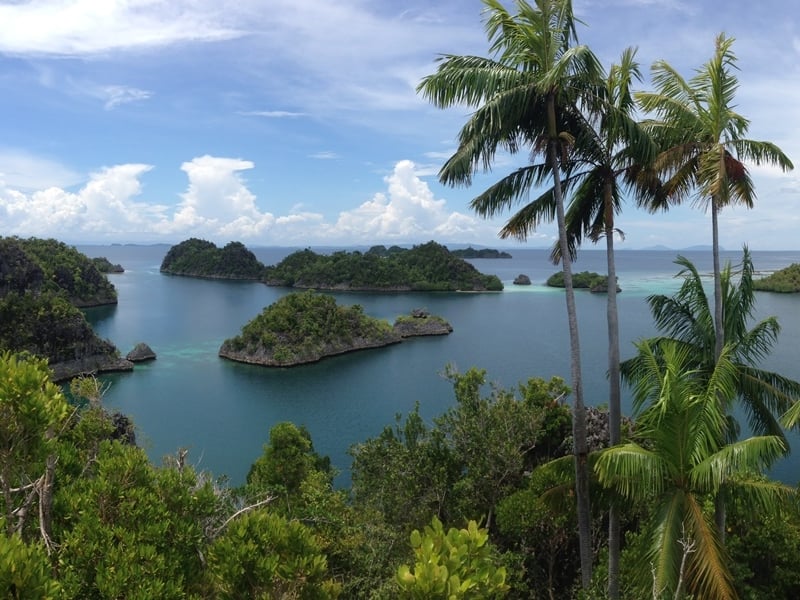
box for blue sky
[0,0,798,250]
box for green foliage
[54,441,219,599]
[0,290,117,366]
[546,270,611,290]
[160,238,265,279]
[396,517,508,599]
[221,291,398,365]
[752,263,800,293]
[246,422,332,508]
[0,533,61,599]
[205,509,341,599]
[0,351,70,536]
[0,237,121,370]
[1,237,117,306]
[90,256,123,273]
[450,248,512,259]
[496,469,577,599]
[263,241,503,291]
[726,490,800,599]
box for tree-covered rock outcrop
[219,291,402,366]
[264,241,503,291]
[0,237,129,381]
[546,270,620,293]
[160,238,265,279]
[1,237,117,307]
[91,256,124,273]
[753,263,800,293]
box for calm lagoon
[79,245,800,486]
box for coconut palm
[470,47,657,597]
[636,34,794,364]
[622,249,800,546]
[417,0,602,585]
[622,249,800,444]
[597,339,790,599]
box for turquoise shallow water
[78,245,800,486]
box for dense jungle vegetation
[450,247,513,259]
[263,241,504,291]
[753,263,800,292]
[0,237,121,374]
[3,352,800,599]
[160,238,266,279]
[219,291,399,366]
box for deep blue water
[78,245,800,486]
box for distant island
[0,236,131,381]
[546,271,620,293]
[160,238,265,279]
[264,241,503,292]
[753,263,800,293]
[450,247,512,259]
[219,292,452,367]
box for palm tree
[636,34,794,364]
[467,47,656,598]
[621,249,800,545]
[417,0,602,586]
[622,249,800,444]
[597,340,790,599]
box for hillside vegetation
[160,238,265,279]
[753,263,800,292]
[0,237,127,380]
[1,237,117,307]
[264,241,503,291]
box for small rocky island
[160,238,265,280]
[513,274,532,285]
[546,271,621,293]
[219,292,452,367]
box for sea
[76,244,800,487]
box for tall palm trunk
[548,92,592,588]
[604,182,621,599]
[711,194,727,544]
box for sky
[0,0,798,250]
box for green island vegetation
[264,241,503,291]
[546,270,619,293]
[0,237,128,381]
[2,237,117,307]
[219,291,401,366]
[451,247,513,259]
[91,256,124,273]
[3,347,800,598]
[160,238,266,280]
[753,263,800,292]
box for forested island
[264,241,503,291]
[546,270,620,293]
[753,263,800,292]
[451,247,513,259]
[160,238,265,279]
[0,237,130,381]
[219,292,452,367]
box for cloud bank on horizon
[0,0,798,249]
